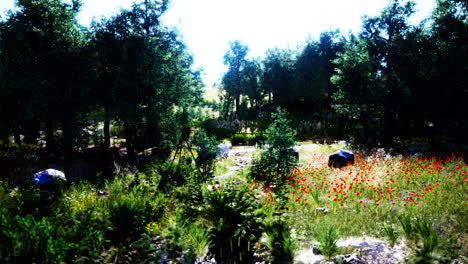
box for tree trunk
[235,95,240,114]
[0,123,9,144]
[13,123,21,146]
[22,119,40,145]
[103,104,111,149]
[45,120,56,153]
[62,119,73,162]
[124,122,137,163]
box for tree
[262,48,295,107]
[332,0,422,146]
[90,0,202,161]
[425,0,468,145]
[331,34,384,145]
[241,59,263,109]
[294,31,344,120]
[361,0,417,145]
[0,0,88,158]
[251,107,297,189]
[222,40,249,115]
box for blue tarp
[328,149,355,168]
[217,144,229,158]
[333,150,354,159]
[31,169,66,184]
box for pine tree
[251,107,297,188]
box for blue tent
[31,169,66,184]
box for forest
[0,0,466,263]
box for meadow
[0,144,466,263]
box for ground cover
[247,149,468,262]
[0,143,466,263]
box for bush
[159,215,209,262]
[201,182,266,263]
[0,213,63,263]
[232,133,264,146]
[316,225,339,260]
[105,178,167,242]
[146,161,200,192]
[193,128,219,174]
[110,124,125,138]
[200,119,235,140]
[265,217,296,263]
[0,210,105,264]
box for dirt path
[213,146,255,181]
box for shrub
[232,133,264,146]
[106,187,166,243]
[146,161,200,192]
[265,217,296,263]
[0,213,64,263]
[201,182,265,263]
[316,225,339,260]
[383,223,400,247]
[0,210,105,264]
[415,218,440,261]
[186,222,211,259]
[200,119,236,140]
[193,128,219,174]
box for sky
[0,0,436,87]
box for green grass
[271,153,467,261]
[213,157,236,176]
[1,144,466,263]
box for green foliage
[414,218,440,260]
[265,217,297,263]
[0,212,64,263]
[105,175,167,242]
[222,40,249,114]
[232,133,264,146]
[398,214,417,242]
[382,223,400,247]
[200,118,239,141]
[0,208,106,263]
[110,124,125,139]
[251,107,297,188]
[0,0,202,159]
[315,225,339,260]
[145,161,200,192]
[193,128,219,174]
[186,222,211,258]
[201,182,266,263]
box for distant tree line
[0,0,203,161]
[220,0,467,148]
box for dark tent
[328,150,354,168]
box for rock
[312,246,321,254]
[338,254,367,264]
[318,259,335,264]
[97,190,109,197]
[194,256,217,264]
[316,207,329,213]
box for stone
[316,207,330,213]
[341,254,367,264]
